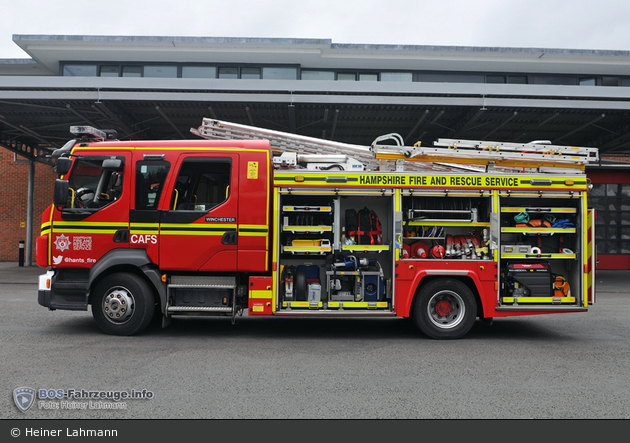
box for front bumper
[38,270,89,311]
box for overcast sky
[2,0,630,58]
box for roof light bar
[70,126,118,141]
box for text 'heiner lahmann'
[25,427,118,437]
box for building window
[262,67,297,80]
[508,75,528,84]
[241,67,262,79]
[532,75,575,85]
[182,66,217,78]
[63,64,97,76]
[218,67,238,79]
[144,65,177,78]
[590,183,630,254]
[122,66,142,77]
[579,77,596,86]
[486,75,506,83]
[381,72,412,82]
[486,75,528,84]
[99,65,119,77]
[602,76,619,87]
[301,70,335,80]
[337,72,356,81]
[359,73,378,82]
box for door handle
[113,229,129,243]
[221,230,238,245]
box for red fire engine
[36,120,598,339]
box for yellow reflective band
[52,221,128,234]
[501,254,576,259]
[160,231,230,236]
[238,224,269,237]
[274,172,588,190]
[41,222,51,235]
[503,297,576,303]
[341,245,390,252]
[408,221,490,227]
[160,222,236,236]
[129,222,159,235]
[160,223,236,229]
[250,290,272,299]
[501,227,576,234]
[282,246,332,253]
[282,302,323,308]
[501,207,577,213]
[328,302,389,308]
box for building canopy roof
[2,35,630,164]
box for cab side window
[170,158,232,211]
[67,157,124,209]
[135,161,170,210]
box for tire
[91,273,156,336]
[295,269,307,301]
[411,278,477,339]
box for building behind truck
[36,120,598,339]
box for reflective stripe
[160,223,236,236]
[250,290,272,299]
[52,221,127,235]
[238,224,269,237]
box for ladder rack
[192,118,599,174]
[372,136,599,173]
[192,118,381,170]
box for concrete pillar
[26,159,34,266]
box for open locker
[497,192,584,307]
[276,190,395,312]
[401,191,493,260]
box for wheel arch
[412,274,485,319]
[88,249,165,312]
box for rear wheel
[412,279,477,339]
[91,273,155,336]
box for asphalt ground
[1,262,629,421]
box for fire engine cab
[36,120,598,339]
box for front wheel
[411,279,477,339]
[91,273,156,336]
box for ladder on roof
[192,118,600,174]
[192,118,381,170]
[371,136,599,173]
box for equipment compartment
[401,193,492,260]
[280,196,334,255]
[498,194,583,306]
[276,190,394,312]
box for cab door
[50,153,130,270]
[159,154,239,271]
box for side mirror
[102,158,122,170]
[55,157,73,176]
[54,179,69,208]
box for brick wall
[0,149,56,262]
[602,155,630,162]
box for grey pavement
[0,262,45,284]
[1,261,627,293]
[2,261,629,420]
